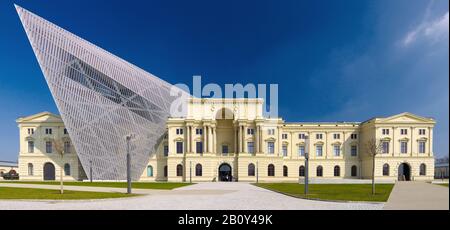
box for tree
[365,138,384,195]
[52,138,65,194]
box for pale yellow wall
[17,101,436,182]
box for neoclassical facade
[17,98,435,182]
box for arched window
[195,164,202,176]
[248,163,255,176]
[383,164,389,176]
[283,166,288,177]
[164,166,168,177]
[334,165,340,177]
[147,165,153,177]
[299,166,305,177]
[176,164,183,177]
[351,165,357,177]
[64,163,70,176]
[268,164,275,176]
[28,163,33,176]
[316,166,323,177]
[419,163,426,176]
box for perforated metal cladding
[16,5,188,180]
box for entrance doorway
[43,162,55,180]
[398,163,411,181]
[218,163,232,181]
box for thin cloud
[402,11,449,46]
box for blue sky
[0,0,448,161]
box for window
[316,166,323,177]
[351,165,357,177]
[350,134,358,139]
[176,142,183,154]
[147,165,153,177]
[176,128,183,135]
[333,145,340,156]
[163,145,169,156]
[298,133,306,139]
[334,166,340,177]
[316,145,323,157]
[248,163,255,176]
[282,133,288,139]
[176,164,183,176]
[299,166,305,177]
[267,129,275,135]
[418,129,426,135]
[351,145,357,156]
[247,142,254,153]
[63,128,68,134]
[382,129,389,135]
[64,141,71,153]
[45,128,52,135]
[382,141,389,154]
[164,166,168,177]
[283,166,288,177]
[419,164,426,176]
[282,145,288,157]
[316,134,323,139]
[298,146,305,157]
[418,141,426,154]
[196,128,203,135]
[383,164,389,176]
[28,141,34,153]
[400,129,408,135]
[247,128,254,135]
[333,133,340,139]
[27,128,34,135]
[267,142,275,154]
[196,142,203,154]
[64,163,70,176]
[195,164,202,176]
[45,141,52,153]
[400,141,408,154]
[28,163,33,176]
[268,164,275,176]
[222,145,229,154]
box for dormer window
[316,134,323,139]
[247,128,254,135]
[45,128,52,135]
[400,129,408,135]
[176,128,184,135]
[27,128,34,135]
[418,129,426,135]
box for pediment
[17,112,62,123]
[378,112,434,124]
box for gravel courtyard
[0,182,383,210]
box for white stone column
[234,126,238,154]
[203,124,207,154]
[208,126,213,153]
[392,127,396,157]
[429,127,433,156]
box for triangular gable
[16,111,62,123]
[377,112,435,124]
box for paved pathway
[0,182,383,210]
[384,181,449,210]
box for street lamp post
[256,161,259,183]
[89,160,92,183]
[304,135,309,195]
[126,134,135,194]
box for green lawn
[0,181,193,190]
[0,187,137,200]
[254,183,394,202]
[437,183,449,187]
